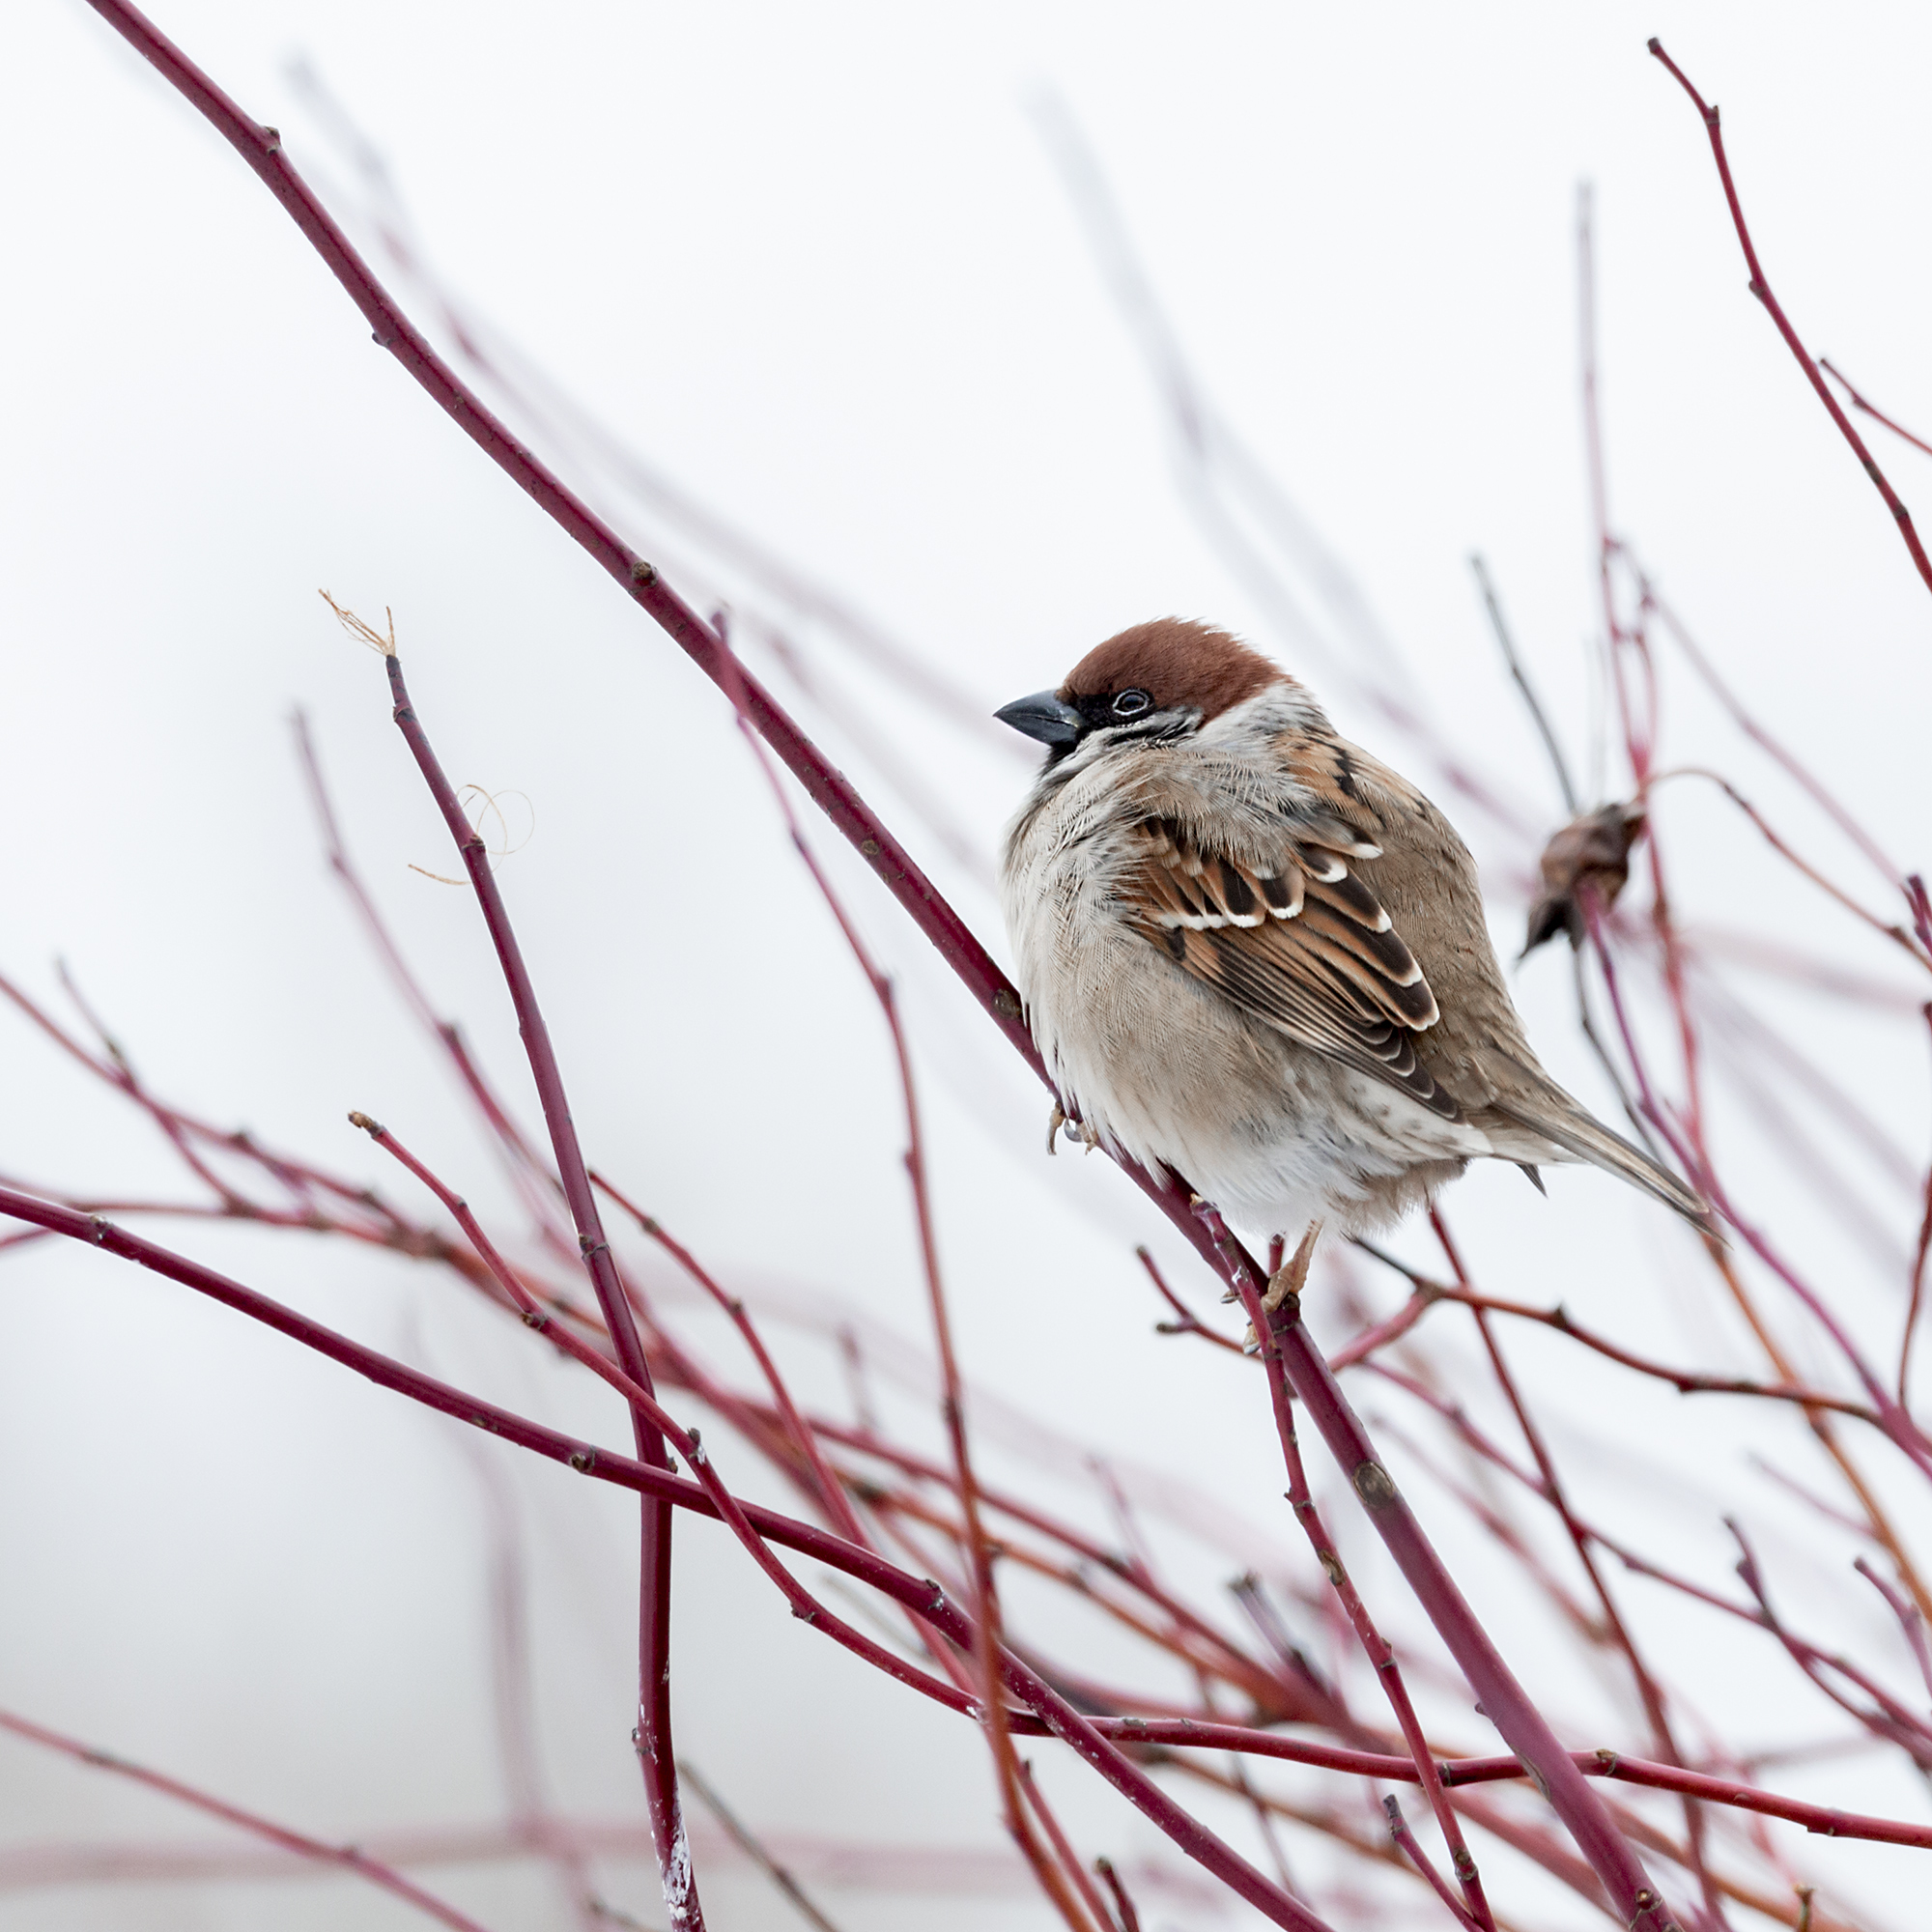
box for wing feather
[1123,816,1455,1118]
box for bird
[996,617,1707,1294]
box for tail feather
[1488,1091,1716,1236]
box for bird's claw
[1241,1222,1324,1349]
[1262,1222,1323,1314]
[1044,1105,1101,1156]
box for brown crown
[1059,618,1284,724]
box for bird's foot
[1261,1221,1322,1315]
[1045,1102,1065,1156]
[1242,1222,1324,1350]
[1044,1103,1101,1157]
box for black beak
[996,690,1085,749]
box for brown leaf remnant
[1523,803,1645,955]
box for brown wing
[1126,816,1458,1119]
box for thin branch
[346,1115,972,1716]
[1644,768,1929,973]
[1469,553,1579,814]
[1013,1761,1115,1932]
[1215,1219,1494,1932]
[1349,1240,1879,1424]
[371,640,696,1927]
[1730,1526,1932,1767]
[1582,893,1932,1482]
[1195,1207,1679,1932]
[1645,589,1906,894]
[1647,39,1932,602]
[703,619,1091,1927]
[591,1181,872,1551]
[1904,1004,1932,1408]
[1852,1559,1932,1709]
[1382,1797,1482,1932]
[675,1763,846,1932]
[1820,358,1932,462]
[1431,1211,1729,1929]
[1094,1858,1143,1932]
[293,710,568,1242]
[0,1708,499,1932]
[1136,1243,1245,1353]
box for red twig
[1647,39,1932,602]
[1731,1526,1932,1768]
[588,1186,978,1707]
[591,1179,871,1550]
[1905,1004,1932,1408]
[370,643,696,1927]
[293,711,568,1244]
[1135,1243,1245,1352]
[808,1418,1321,1719]
[675,1761,845,1932]
[1430,1211,1728,1929]
[0,1708,499,1932]
[1328,1282,1438,1370]
[1382,1797,1482,1932]
[1646,591,1906,893]
[1195,1208,1681,1932]
[1094,1857,1143,1932]
[1820,358,1932,463]
[347,1115,972,1716]
[1587,905,1932,1478]
[1229,1575,1337,1713]
[1349,1243,1874,1420]
[1014,1761,1113,1932]
[1852,1559,1932,1708]
[1216,1222,1494,1932]
[702,620,1091,1925]
[1646,767,1929,972]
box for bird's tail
[1488,1088,1716,1236]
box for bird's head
[996,618,1286,765]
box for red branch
[376,645,696,1927]
[1648,38,1932,602]
[0,1708,498,1932]
[1217,1224,1493,1931]
[1821,358,1932,463]
[703,622,1089,1924]
[1196,1213,1678,1932]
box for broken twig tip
[318,588,397,657]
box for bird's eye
[1111,688,1152,719]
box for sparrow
[996,618,1707,1270]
